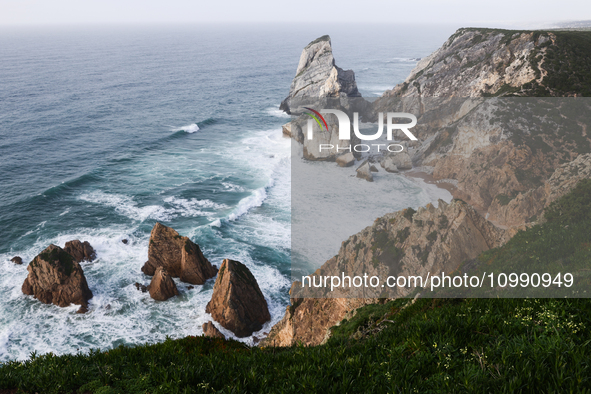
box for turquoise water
[0,24,456,360]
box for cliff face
[374,29,591,227]
[264,28,591,347]
[383,29,552,98]
[280,35,360,114]
[263,199,507,346]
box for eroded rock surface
[22,244,93,310]
[280,35,360,114]
[206,259,270,338]
[202,321,225,339]
[64,240,96,263]
[141,222,217,285]
[148,267,179,301]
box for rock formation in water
[355,160,373,182]
[280,35,360,114]
[205,259,270,338]
[11,256,23,265]
[141,222,218,285]
[202,321,225,339]
[64,240,96,263]
[148,267,179,301]
[21,244,93,312]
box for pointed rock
[64,240,96,263]
[356,160,374,182]
[21,244,93,310]
[148,267,179,301]
[202,321,225,339]
[141,223,217,285]
[205,259,270,338]
[280,35,360,114]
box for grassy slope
[3,180,591,393]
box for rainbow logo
[304,107,328,131]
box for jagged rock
[382,152,412,171]
[205,259,270,338]
[21,244,93,310]
[381,157,399,173]
[76,305,88,314]
[187,285,194,290]
[336,152,355,167]
[488,153,591,226]
[382,29,552,98]
[356,161,373,182]
[148,267,179,301]
[122,239,128,245]
[11,256,23,265]
[64,240,96,263]
[370,165,379,172]
[141,222,217,285]
[134,282,148,293]
[282,123,292,138]
[202,321,225,339]
[280,35,360,114]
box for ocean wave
[265,107,290,118]
[228,186,268,221]
[171,123,199,133]
[79,191,173,222]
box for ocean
[0,23,456,361]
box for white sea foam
[265,107,290,118]
[221,182,245,192]
[79,191,173,222]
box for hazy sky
[1,0,590,27]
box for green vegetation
[3,181,591,393]
[3,297,591,393]
[403,207,416,222]
[39,247,75,276]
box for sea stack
[148,267,179,301]
[141,222,218,285]
[279,35,360,114]
[205,259,270,338]
[22,244,93,312]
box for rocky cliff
[373,29,591,228]
[264,28,591,347]
[263,199,508,346]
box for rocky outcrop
[11,256,23,265]
[202,321,225,339]
[382,29,552,98]
[21,244,93,310]
[141,223,217,285]
[134,282,148,293]
[280,35,360,114]
[356,161,374,182]
[381,152,412,171]
[205,259,270,338]
[336,152,355,167]
[488,153,591,226]
[370,28,591,228]
[64,240,96,263]
[264,199,507,346]
[148,267,179,301]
